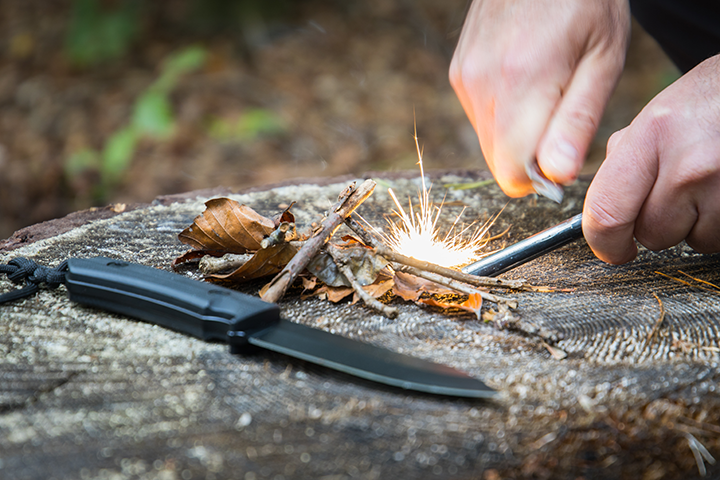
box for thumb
[537,54,622,185]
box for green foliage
[208,109,286,142]
[65,46,207,201]
[132,92,174,139]
[153,47,208,94]
[65,0,140,67]
[65,149,100,179]
[102,127,138,183]
[131,47,208,140]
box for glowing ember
[379,131,494,268]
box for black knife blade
[64,257,495,398]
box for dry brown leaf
[351,279,396,306]
[301,275,317,291]
[363,279,394,299]
[392,271,455,301]
[209,243,298,283]
[178,198,275,253]
[172,249,223,268]
[272,202,296,227]
[418,293,483,319]
[314,285,355,303]
[307,246,388,288]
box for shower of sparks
[378,129,496,269]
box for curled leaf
[209,243,298,283]
[418,293,483,319]
[392,271,455,301]
[307,246,388,288]
[362,278,394,299]
[314,285,355,303]
[178,198,275,253]
[272,202,296,227]
[172,249,223,268]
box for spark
[378,127,496,268]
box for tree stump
[1,171,719,480]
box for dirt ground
[0,0,678,239]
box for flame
[379,128,495,268]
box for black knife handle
[65,257,280,345]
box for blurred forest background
[0,0,678,239]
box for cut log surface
[1,171,719,480]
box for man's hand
[449,0,630,197]
[583,55,720,263]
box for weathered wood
[1,171,719,480]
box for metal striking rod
[462,213,583,277]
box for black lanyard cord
[0,258,69,304]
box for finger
[687,193,720,253]
[449,58,479,130]
[606,126,628,153]
[633,176,697,252]
[493,85,562,197]
[537,52,622,185]
[583,124,659,264]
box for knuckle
[686,228,720,254]
[498,51,536,89]
[643,102,675,137]
[563,103,600,137]
[672,157,720,189]
[606,129,624,152]
[584,200,630,234]
[449,59,487,92]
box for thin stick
[326,245,398,319]
[678,270,720,292]
[393,264,518,308]
[261,180,376,303]
[646,292,665,346]
[344,214,530,291]
[199,253,252,275]
[261,222,297,249]
[655,271,718,294]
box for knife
[63,257,495,398]
[462,213,583,277]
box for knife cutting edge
[60,257,495,398]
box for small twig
[541,340,568,360]
[344,214,531,291]
[679,416,720,436]
[486,304,562,343]
[393,263,518,308]
[326,245,398,319]
[656,271,718,294]
[685,432,716,477]
[261,222,297,249]
[199,253,253,275]
[261,180,376,303]
[646,292,665,347]
[678,270,720,293]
